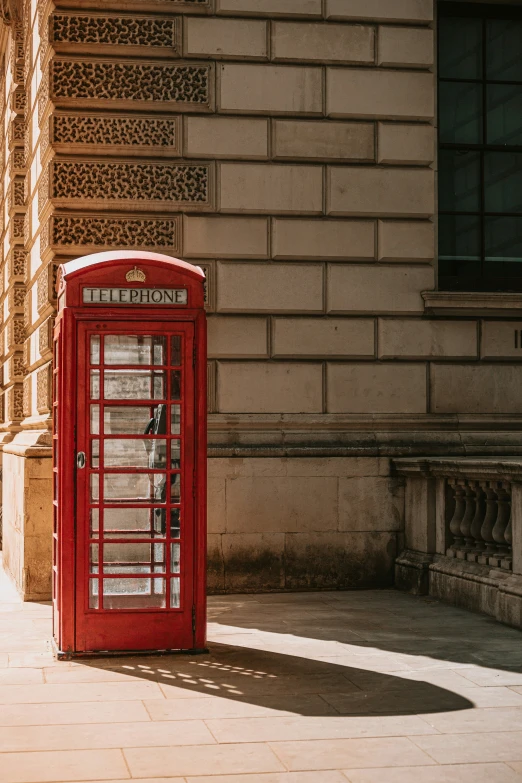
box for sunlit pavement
[1,555,522,783]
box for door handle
[76,452,86,469]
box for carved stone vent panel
[50,14,178,50]
[10,284,25,310]
[47,215,180,251]
[49,161,211,207]
[12,353,25,379]
[10,214,27,243]
[8,117,26,149]
[50,60,211,108]
[22,377,31,418]
[9,148,27,175]
[8,177,26,211]
[48,0,209,8]
[8,316,25,350]
[37,264,57,313]
[51,114,180,153]
[40,219,50,253]
[24,291,30,328]
[38,73,50,125]
[11,87,27,115]
[10,383,24,422]
[40,119,51,159]
[23,337,30,369]
[38,165,50,214]
[8,249,27,280]
[10,38,25,84]
[39,317,54,355]
[37,364,52,414]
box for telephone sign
[82,288,188,305]
[53,251,207,658]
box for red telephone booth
[52,251,207,657]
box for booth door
[75,322,195,652]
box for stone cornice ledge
[393,456,522,481]
[2,429,52,457]
[208,415,522,458]
[423,291,522,317]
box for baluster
[468,481,486,561]
[491,482,511,565]
[504,489,513,570]
[447,480,466,555]
[460,481,477,555]
[479,481,498,563]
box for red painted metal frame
[53,252,207,657]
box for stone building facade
[0,0,520,607]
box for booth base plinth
[52,638,210,660]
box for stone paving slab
[1,555,522,782]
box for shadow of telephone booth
[52,251,207,658]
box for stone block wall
[0,0,521,595]
[207,457,401,593]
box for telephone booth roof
[60,251,205,290]
[58,251,206,310]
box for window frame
[438,1,522,292]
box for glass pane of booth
[90,509,99,537]
[171,474,181,503]
[90,405,100,434]
[104,370,166,400]
[171,336,181,366]
[104,405,163,434]
[91,440,99,468]
[104,335,166,366]
[171,543,180,573]
[171,441,181,469]
[89,579,99,609]
[171,405,181,434]
[85,329,190,615]
[103,439,167,469]
[103,474,166,503]
[170,509,181,538]
[171,371,181,400]
[102,543,166,574]
[170,578,181,609]
[102,578,167,610]
[90,371,100,399]
[103,507,166,538]
[90,474,99,502]
[90,335,100,365]
[90,544,99,574]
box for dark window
[438,2,522,291]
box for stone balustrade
[393,458,522,630]
[446,478,512,571]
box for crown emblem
[126,266,146,283]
